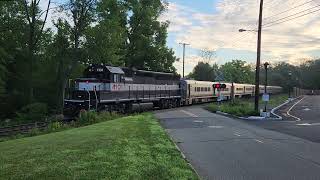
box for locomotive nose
[63,103,81,119]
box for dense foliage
[0,0,177,122]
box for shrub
[77,111,99,125]
[15,103,48,123]
[28,127,40,136]
[49,121,64,131]
[77,111,121,126]
[98,112,121,121]
[208,101,259,117]
[207,104,219,112]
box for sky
[160,0,320,75]
[40,0,320,75]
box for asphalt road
[290,96,320,122]
[155,105,320,180]
[249,96,320,143]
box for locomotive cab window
[113,74,122,83]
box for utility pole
[254,0,264,112]
[179,43,190,78]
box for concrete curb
[214,97,299,121]
[270,97,300,120]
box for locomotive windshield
[83,64,125,83]
[84,65,110,80]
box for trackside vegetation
[0,111,122,142]
[0,114,198,179]
[207,94,288,117]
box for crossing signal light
[213,83,226,89]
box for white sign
[262,93,270,102]
[217,94,224,102]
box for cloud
[159,3,195,32]
[162,0,320,65]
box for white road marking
[180,110,198,117]
[297,123,320,126]
[208,126,224,128]
[234,133,241,137]
[254,139,264,143]
[297,123,311,126]
[303,108,311,111]
[286,97,306,122]
[193,120,203,123]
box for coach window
[113,74,121,83]
[195,87,197,92]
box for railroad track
[0,122,49,137]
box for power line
[264,0,315,20]
[264,7,320,28]
[263,0,288,10]
[228,32,256,50]
[263,4,320,27]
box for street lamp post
[288,72,292,98]
[264,62,269,112]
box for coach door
[188,84,191,98]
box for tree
[126,0,177,72]
[267,62,298,91]
[57,0,96,112]
[0,48,7,98]
[220,60,254,83]
[85,0,127,65]
[292,60,320,90]
[40,19,73,111]
[0,1,31,117]
[22,0,51,103]
[188,62,218,81]
[199,49,216,64]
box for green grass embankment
[207,94,288,117]
[0,114,198,180]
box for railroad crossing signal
[213,83,226,89]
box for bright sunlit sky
[41,0,320,75]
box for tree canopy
[188,62,218,81]
[0,0,177,121]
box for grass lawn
[0,114,198,180]
[263,93,289,108]
[207,94,289,117]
